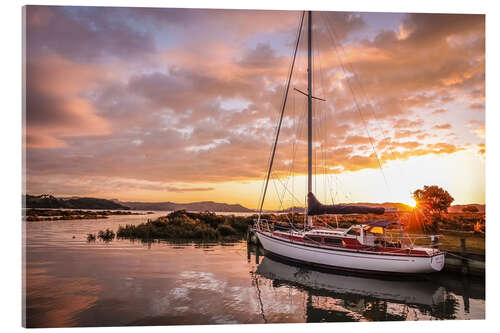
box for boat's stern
[430,252,446,272]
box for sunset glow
[24,7,485,209]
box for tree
[413,185,454,214]
[412,185,454,233]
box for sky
[24,6,485,209]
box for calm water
[23,213,485,327]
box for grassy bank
[116,210,255,241]
[25,208,142,221]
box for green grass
[438,233,485,255]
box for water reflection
[24,217,484,327]
[249,245,485,322]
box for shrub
[98,229,115,241]
[115,210,252,241]
[217,223,237,236]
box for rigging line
[270,174,293,226]
[291,81,296,214]
[321,16,398,203]
[272,173,306,209]
[256,13,305,214]
[321,15,405,224]
[314,34,329,203]
[251,272,268,323]
[321,13,392,199]
[321,14,405,184]
[315,33,335,205]
[275,88,308,212]
[286,92,308,210]
[261,11,304,211]
[271,174,287,213]
[276,96,305,209]
[256,35,299,210]
[257,11,305,219]
[316,21,351,206]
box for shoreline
[24,208,147,222]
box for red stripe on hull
[270,231,432,258]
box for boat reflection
[251,245,482,321]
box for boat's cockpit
[343,221,402,248]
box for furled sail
[307,192,385,216]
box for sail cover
[308,192,385,215]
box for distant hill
[24,194,254,212]
[278,202,413,213]
[448,204,485,213]
[24,194,482,214]
[24,194,130,210]
[121,200,254,213]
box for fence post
[460,238,469,275]
[460,238,467,254]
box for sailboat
[254,11,445,275]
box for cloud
[433,124,452,130]
[26,6,157,62]
[394,129,423,139]
[393,118,424,128]
[469,102,484,111]
[25,54,111,148]
[432,108,447,115]
[467,120,485,139]
[476,143,485,155]
[24,8,484,198]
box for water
[23,214,485,327]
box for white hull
[256,231,445,274]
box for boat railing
[254,219,443,253]
[254,218,304,233]
[253,218,274,233]
[378,231,442,251]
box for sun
[408,197,417,208]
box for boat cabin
[300,220,401,249]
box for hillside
[121,200,254,213]
[448,204,485,213]
[25,194,130,210]
[24,194,255,212]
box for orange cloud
[26,54,111,148]
[433,124,452,130]
[24,8,484,200]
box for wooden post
[247,243,251,263]
[460,238,469,275]
[460,238,467,254]
[431,235,439,249]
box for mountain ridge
[120,200,254,212]
[24,194,485,213]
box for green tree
[413,185,454,233]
